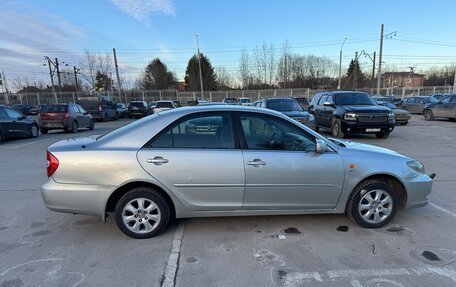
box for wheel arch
[347,173,408,212]
[105,181,176,222]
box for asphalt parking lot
[0,115,455,287]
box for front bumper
[403,173,434,209]
[41,177,113,218]
[341,120,395,134]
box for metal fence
[1,86,455,106]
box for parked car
[77,96,118,121]
[294,97,311,111]
[128,101,148,118]
[187,100,198,106]
[372,95,402,106]
[12,104,33,115]
[41,105,434,238]
[115,103,128,118]
[309,91,395,139]
[222,98,239,105]
[423,95,456,121]
[38,104,94,134]
[255,97,315,129]
[153,101,176,114]
[173,100,182,108]
[0,106,39,142]
[238,97,252,106]
[375,101,411,125]
[28,104,47,115]
[400,96,438,114]
[197,102,227,106]
[148,101,158,114]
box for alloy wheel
[358,189,393,224]
[121,198,161,234]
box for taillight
[64,113,70,118]
[47,151,59,177]
[99,104,103,112]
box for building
[382,72,424,88]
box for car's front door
[137,112,245,211]
[444,96,456,118]
[238,112,344,210]
[314,95,328,127]
[321,94,335,128]
[3,108,26,136]
[431,97,448,117]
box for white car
[153,101,176,114]
[239,97,252,106]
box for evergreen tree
[94,72,112,91]
[185,54,217,91]
[141,58,176,90]
[345,59,367,89]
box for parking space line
[429,202,456,219]
[284,266,456,286]
[162,223,184,287]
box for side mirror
[315,139,327,154]
[323,101,334,108]
[421,101,426,104]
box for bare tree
[79,50,113,91]
[215,66,234,88]
[238,48,252,88]
[9,75,46,92]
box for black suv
[309,91,395,139]
[128,101,148,118]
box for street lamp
[195,33,204,99]
[338,36,348,90]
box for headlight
[388,112,395,119]
[407,160,425,174]
[344,112,358,121]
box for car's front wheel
[376,131,390,139]
[346,179,397,228]
[115,187,170,239]
[30,124,39,138]
[331,119,345,138]
[424,109,434,121]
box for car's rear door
[137,111,245,211]
[238,112,344,210]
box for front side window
[239,113,316,152]
[149,113,234,149]
[441,97,451,103]
[318,95,328,105]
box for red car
[38,104,94,134]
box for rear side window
[149,113,235,149]
[41,105,67,113]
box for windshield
[129,102,144,107]
[267,100,302,111]
[335,93,376,105]
[240,98,251,103]
[156,102,174,108]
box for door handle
[147,157,169,165]
[246,159,266,166]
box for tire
[102,114,108,122]
[424,109,434,121]
[40,128,48,134]
[331,119,345,138]
[114,112,119,120]
[376,131,390,139]
[30,124,39,138]
[402,121,408,125]
[115,187,170,239]
[346,179,398,228]
[449,118,455,122]
[89,120,95,130]
[70,121,78,133]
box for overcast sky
[1,0,456,89]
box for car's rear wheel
[30,124,39,138]
[40,128,48,134]
[402,121,408,125]
[331,119,345,138]
[346,179,397,228]
[424,109,434,121]
[114,112,119,120]
[115,187,170,239]
[70,121,78,133]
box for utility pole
[45,56,57,103]
[453,69,456,93]
[73,66,80,91]
[55,57,62,92]
[112,48,122,102]
[195,33,204,99]
[372,51,376,91]
[376,24,384,95]
[1,70,9,105]
[338,36,348,90]
[110,72,114,96]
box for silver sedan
[41,106,433,238]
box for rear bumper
[39,119,70,130]
[341,120,395,133]
[403,173,433,209]
[41,177,113,218]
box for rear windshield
[129,102,144,107]
[335,93,376,105]
[40,105,67,113]
[156,102,173,108]
[240,98,251,103]
[267,100,302,111]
